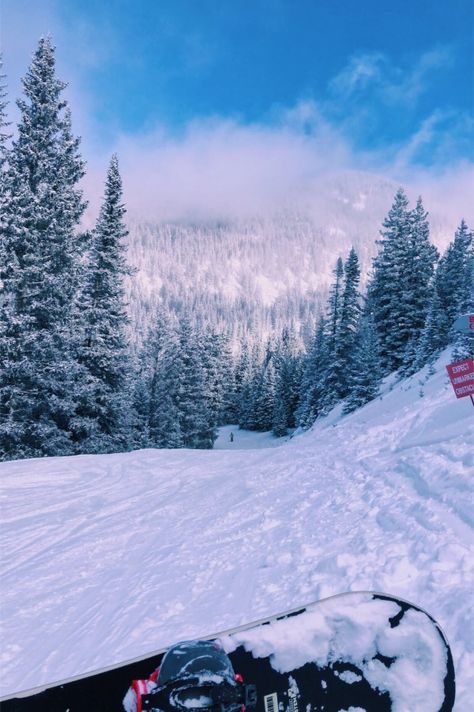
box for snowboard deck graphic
[0,592,455,712]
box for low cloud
[3,8,472,231]
[83,105,473,231]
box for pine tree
[415,221,473,366]
[0,38,86,460]
[319,257,345,413]
[327,257,344,353]
[134,309,176,448]
[75,155,132,453]
[296,316,328,427]
[200,331,234,426]
[272,395,288,437]
[238,341,263,430]
[343,313,381,413]
[336,248,361,396]
[399,198,438,374]
[272,326,299,435]
[254,356,276,431]
[369,189,410,372]
[230,339,251,424]
[175,318,216,448]
[369,190,438,374]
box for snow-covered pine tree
[254,355,276,432]
[414,287,449,369]
[369,188,411,373]
[229,339,251,424]
[133,308,173,447]
[319,257,345,413]
[296,316,328,427]
[176,318,217,448]
[272,325,300,435]
[0,38,87,460]
[238,340,264,430]
[200,330,234,426]
[336,247,361,396]
[343,312,381,413]
[399,197,438,374]
[75,155,132,453]
[415,220,473,366]
[327,257,344,352]
[272,394,288,437]
[136,309,184,448]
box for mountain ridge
[124,171,456,345]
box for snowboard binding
[142,676,257,712]
[141,640,257,712]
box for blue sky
[1,0,473,220]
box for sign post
[452,313,474,334]
[446,358,474,406]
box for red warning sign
[446,359,474,399]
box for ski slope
[1,351,473,709]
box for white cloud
[3,7,472,230]
[329,47,454,106]
[79,105,473,233]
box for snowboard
[0,592,455,712]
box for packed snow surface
[1,351,473,709]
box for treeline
[0,39,472,462]
[238,194,473,437]
[0,40,134,459]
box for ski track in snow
[0,352,473,709]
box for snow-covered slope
[1,350,473,708]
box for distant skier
[229,431,234,443]
[123,639,255,712]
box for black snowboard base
[0,592,455,712]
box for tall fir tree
[133,308,176,448]
[399,197,438,374]
[415,221,473,367]
[175,318,217,449]
[238,341,264,430]
[229,339,251,424]
[254,356,276,432]
[335,248,361,397]
[272,325,300,435]
[199,330,234,426]
[75,155,132,453]
[296,316,328,427]
[0,38,86,460]
[369,189,437,374]
[343,312,381,413]
[319,257,345,413]
[369,188,410,373]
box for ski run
[1,348,473,709]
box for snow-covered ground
[1,350,473,708]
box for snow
[221,593,448,712]
[0,350,473,710]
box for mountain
[124,171,455,347]
[1,348,472,708]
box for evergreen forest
[1,39,473,461]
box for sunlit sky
[1,0,473,221]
